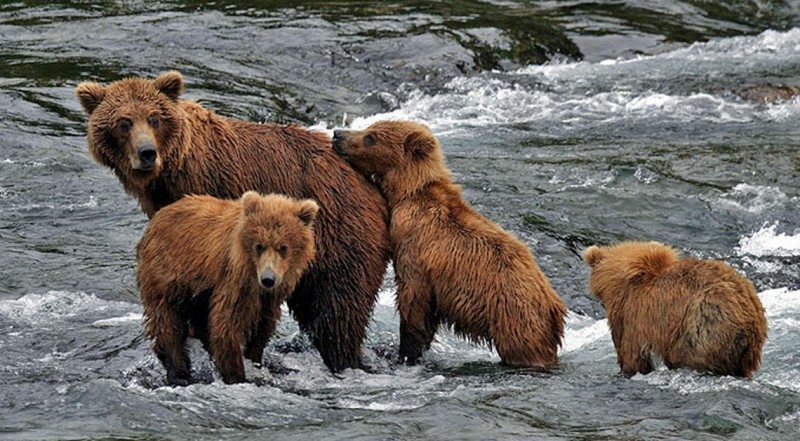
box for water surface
[1,1,799,440]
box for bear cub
[583,241,767,378]
[137,191,318,385]
[333,120,567,368]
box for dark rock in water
[734,84,800,103]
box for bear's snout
[136,144,158,170]
[260,269,277,289]
[332,129,349,156]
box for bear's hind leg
[618,338,654,377]
[491,297,562,369]
[143,296,192,386]
[288,265,384,372]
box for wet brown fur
[76,72,391,372]
[137,192,318,385]
[583,241,767,379]
[333,121,567,368]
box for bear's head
[237,191,318,292]
[75,71,185,191]
[331,120,448,199]
[583,241,679,304]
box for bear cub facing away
[583,241,767,378]
[137,191,318,385]
[333,121,567,368]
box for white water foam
[0,291,138,325]
[1,158,46,168]
[715,184,791,214]
[737,222,800,257]
[91,312,143,328]
[667,28,800,61]
[559,312,612,355]
[336,28,800,134]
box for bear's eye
[255,244,264,254]
[363,133,377,147]
[149,116,160,129]
[278,245,288,256]
[118,118,132,133]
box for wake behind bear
[75,72,391,373]
[332,121,567,368]
[137,192,318,385]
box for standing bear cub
[583,241,767,378]
[333,121,567,368]
[76,72,391,372]
[137,191,318,385]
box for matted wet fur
[76,72,391,372]
[332,120,567,368]
[583,241,767,378]
[137,192,318,385]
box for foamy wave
[560,312,610,355]
[1,158,46,168]
[350,82,756,133]
[715,184,790,214]
[341,28,800,133]
[91,312,143,327]
[0,291,137,325]
[737,222,800,257]
[671,28,800,60]
[759,288,800,319]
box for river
[1,1,799,440]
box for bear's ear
[241,191,262,216]
[296,199,319,227]
[583,245,605,267]
[630,243,678,278]
[75,82,106,115]
[403,129,437,160]
[153,71,184,101]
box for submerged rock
[734,84,800,104]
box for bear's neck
[380,162,452,208]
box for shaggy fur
[137,192,318,385]
[583,241,767,378]
[333,121,567,368]
[76,72,391,372]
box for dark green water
[1,1,799,440]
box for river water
[1,1,799,440]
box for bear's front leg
[244,299,279,367]
[208,287,254,384]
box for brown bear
[75,71,390,372]
[332,120,567,368]
[137,191,318,385]
[583,241,767,378]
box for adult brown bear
[76,71,390,372]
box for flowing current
[1,2,799,440]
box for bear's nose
[137,145,157,167]
[332,129,347,142]
[260,270,276,289]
